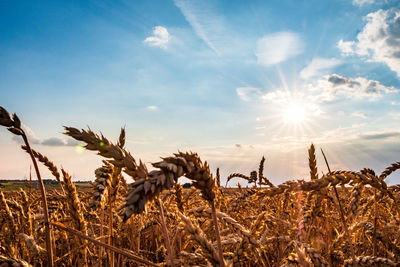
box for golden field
[1,106,400,267]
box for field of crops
[1,106,400,267]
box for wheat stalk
[0,106,54,266]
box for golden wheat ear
[21,145,65,195]
[91,161,113,210]
[308,144,318,180]
[379,162,400,180]
[61,169,87,234]
[63,126,147,180]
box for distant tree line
[0,179,90,184]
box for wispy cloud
[352,0,375,6]
[338,8,400,76]
[41,137,79,147]
[236,87,263,101]
[390,112,400,120]
[174,0,227,55]
[351,111,367,118]
[255,32,304,66]
[234,143,256,150]
[261,90,291,103]
[309,124,366,144]
[143,26,170,49]
[300,58,341,79]
[359,131,400,140]
[146,105,158,111]
[266,124,398,148]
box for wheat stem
[321,148,356,266]
[210,200,226,267]
[21,123,54,267]
[51,222,158,266]
[156,198,174,266]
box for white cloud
[261,90,291,103]
[351,111,367,118]
[300,58,342,79]
[337,40,356,55]
[255,32,304,66]
[41,137,79,147]
[352,0,375,6]
[257,73,397,110]
[143,26,170,49]
[338,9,400,77]
[146,105,158,111]
[309,74,398,101]
[236,87,263,101]
[42,137,67,146]
[174,0,227,55]
[10,124,79,147]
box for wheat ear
[178,212,222,266]
[0,255,32,267]
[121,151,225,266]
[64,126,147,179]
[308,144,318,180]
[379,162,400,180]
[61,169,87,234]
[344,256,396,266]
[21,145,65,195]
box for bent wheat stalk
[0,106,54,267]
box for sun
[283,102,306,124]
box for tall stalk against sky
[0,106,54,266]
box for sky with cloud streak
[1,0,400,184]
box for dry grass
[1,106,400,267]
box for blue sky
[1,0,400,184]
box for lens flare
[75,144,85,154]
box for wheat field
[1,106,400,267]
